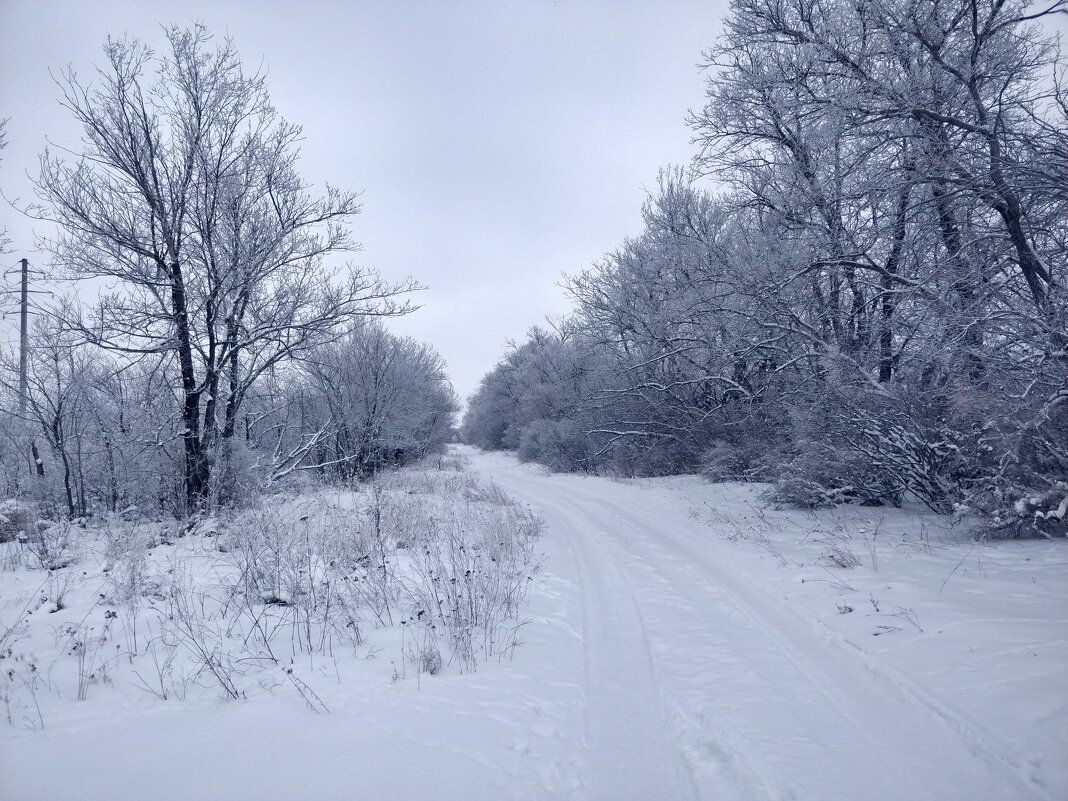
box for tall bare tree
[34,26,414,512]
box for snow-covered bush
[1018,486,1068,537]
[0,500,36,544]
[980,484,1068,539]
[699,442,751,482]
[213,439,273,509]
[699,441,784,482]
[763,476,842,510]
[517,419,589,472]
[764,386,967,512]
[23,519,80,570]
[957,383,1068,539]
[764,436,901,510]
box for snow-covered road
[467,447,1061,801]
[4,448,1062,801]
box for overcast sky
[2,2,1065,405]
[0,0,730,403]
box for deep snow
[1,446,1065,800]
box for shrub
[517,419,588,472]
[24,519,79,570]
[765,440,902,509]
[700,442,767,482]
[0,501,37,544]
[763,385,969,511]
[983,483,1068,539]
[763,475,840,509]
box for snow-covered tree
[33,25,415,513]
[467,0,1067,532]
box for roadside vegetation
[464,0,1067,539]
[1,451,541,728]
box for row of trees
[1,26,457,519]
[0,317,457,519]
[465,0,1067,535]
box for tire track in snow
[577,482,1056,801]
[557,484,898,801]
[473,451,1052,801]
[556,492,783,801]
[519,486,703,801]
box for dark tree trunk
[880,179,912,383]
[931,182,985,382]
[31,441,45,477]
[169,258,209,512]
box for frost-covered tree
[300,321,459,477]
[467,0,1067,533]
[33,25,415,513]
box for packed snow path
[466,448,1060,801]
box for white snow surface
[2,445,1065,800]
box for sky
[0,0,729,403]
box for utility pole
[6,258,49,413]
[18,257,28,413]
[5,259,49,478]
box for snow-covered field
[2,446,1065,800]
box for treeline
[464,0,1067,536]
[0,26,457,519]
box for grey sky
[1,0,726,401]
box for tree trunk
[169,258,209,513]
[880,177,912,383]
[30,440,45,477]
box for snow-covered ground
[2,446,1065,800]
[472,449,1067,800]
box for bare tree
[0,318,96,517]
[34,26,415,512]
[303,321,458,477]
[468,0,1066,530]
